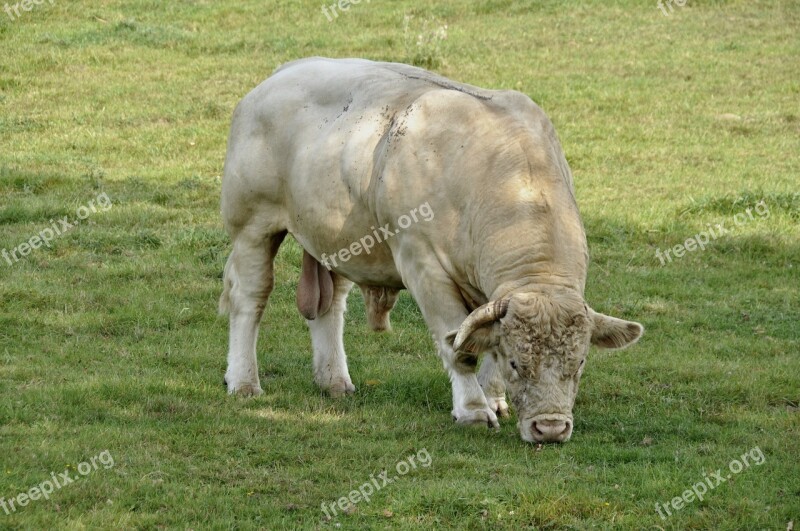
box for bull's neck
[472,186,589,302]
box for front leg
[478,353,509,418]
[399,257,498,429]
[447,361,500,428]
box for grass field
[1,0,798,529]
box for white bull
[219,57,643,443]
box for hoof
[326,380,356,398]
[452,407,500,429]
[318,377,356,398]
[486,396,510,418]
[227,382,263,397]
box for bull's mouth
[519,413,573,443]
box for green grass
[1,0,798,529]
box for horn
[453,298,510,352]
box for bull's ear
[589,310,643,349]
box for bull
[219,57,643,442]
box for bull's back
[223,58,566,287]
[228,62,483,230]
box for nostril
[530,418,571,442]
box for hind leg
[358,285,400,332]
[306,272,356,397]
[220,229,286,396]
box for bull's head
[450,289,642,443]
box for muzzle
[519,413,573,443]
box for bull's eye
[510,360,518,371]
